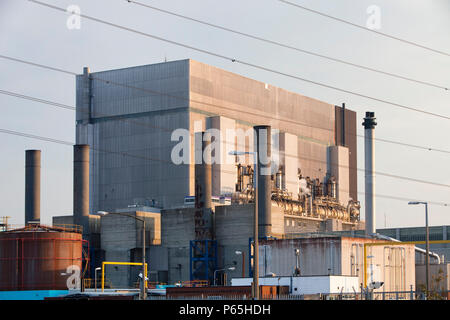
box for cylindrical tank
[0,226,83,291]
[255,125,272,238]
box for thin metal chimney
[194,131,212,239]
[254,125,272,237]
[25,150,41,225]
[73,144,90,233]
[363,112,377,235]
[341,103,346,146]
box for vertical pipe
[342,103,346,146]
[194,131,212,239]
[25,150,41,225]
[202,132,212,212]
[425,203,430,296]
[74,144,90,234]
[101,262,105,292]
[253,152,259,299]
[254,125,272,238]
[363,112,377,236]
[142,219,147,300]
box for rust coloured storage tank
[0,224,84,291]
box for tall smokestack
[73,144,90,234]
[25,150,41,225]
[194,132,212,239]
[363,112,377,235]
[341,103,346,146]
[254,125,272,237]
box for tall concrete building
[76,59,358,214]
[71,59,368,286]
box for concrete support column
[74,144,90,234]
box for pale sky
[0,0,449,228]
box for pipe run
[375,233,441,264]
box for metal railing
[149,290,449,300]
[0,223,83,233]
[83,278,112,289]
[181,280,209,287]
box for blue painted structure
[0,290,69,300]
[189,240,217,283]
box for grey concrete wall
[76,59,358,214]
[258,238,343,277]
[76,60,191,214]
[284,216,323,234]
[162,208,196,283]
[52,215,74,226]
[52,214,100,234]
[100,211,161,287]
[215,204,254,282]
[189,60,336,144]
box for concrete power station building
[75,59,358,219]
[47,59,417,292]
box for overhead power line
[124,0,448,91]
[277,0,450,57]
[1,127,449,207]
[1,54,450,156]
[2,87,450,190]
[26,0,450,120]
[0,89,75,111]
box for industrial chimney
[194,131,213,239]
[362,112,377,235]
[254,125,272,238]
[73,144,90,234]
[25,150,41,225]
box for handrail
[0,223,83,234]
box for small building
[166,285,288,299]
[231,275,359,295]
[241,236,416,293]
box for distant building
[376,226,450,264]
[67,59,368,287]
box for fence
[148,290,450,300]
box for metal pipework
[194,131,213,239]
[73,144,90,233]
[363,112,377,236]
[254,125,272,238]
[25,150,41,225]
